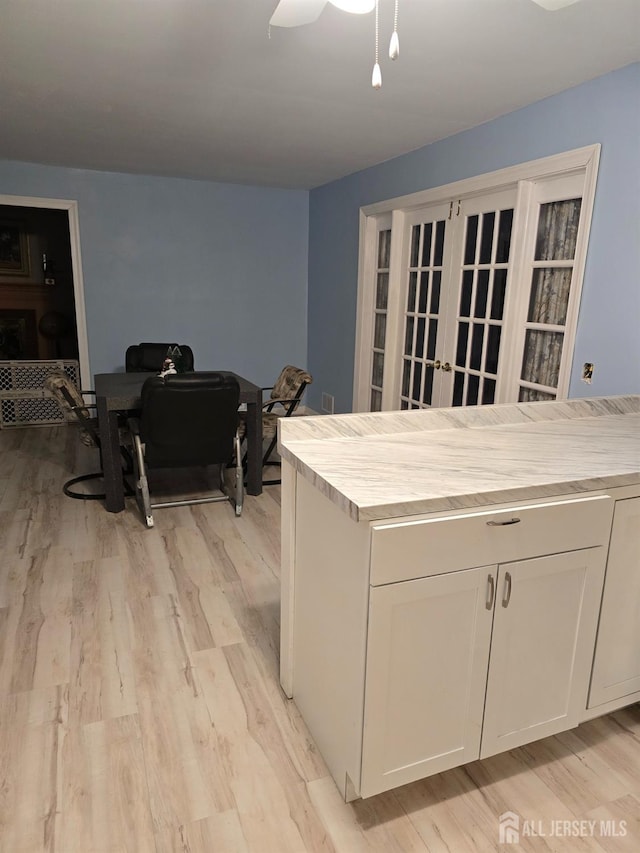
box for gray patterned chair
[238,365,312,486]
[44,371,134,500]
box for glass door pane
[444,192,516,408]
[370,227,391,411]
[399,211,448,409]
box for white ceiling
[0,0,638,190]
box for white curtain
[521,198,581,395]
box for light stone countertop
[278,395,640,521]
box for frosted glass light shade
[529,0,582,9]
[329,0,376,13]
[389,30,399,60]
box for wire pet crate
[0,360,80,428]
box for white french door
[384,189,517,409]
[503,173,588,403]
[354,146,600,413]
[391,201,451,409]
[368,215,392,412]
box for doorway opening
[0,195,90,387]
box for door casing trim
[0,193,90,387]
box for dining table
[94,370,263,512]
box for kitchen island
[278,396,640,800]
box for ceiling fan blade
[329,1,376,11]
[529,0,583,10]
[270,0,328,28]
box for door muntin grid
[370,228,391,412]
[358,152,596,414]
[400,218,445,410]
[452,207,514,407]
[518,198,582,402]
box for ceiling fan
[269,0,583,28]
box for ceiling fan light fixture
[389,30,399,60]
[529,0,583,10]
[389,0,399,59]
[329,0,376,14]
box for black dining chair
[128,372,243,528]
[125,342,195,373]
[43,371,134,501]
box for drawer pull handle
[486,574,495,610]
[502,571,512,608]
[487,517,521,527]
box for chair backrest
[43,371,99,447]
[270,365,313,403]
[125,342,195,373]
[139,372,240,468]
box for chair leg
[261,434,281,486]
[241,432,282,487]
[133,433,154,527]
[262,477,281,486]
[234,434,243,516]
[262,433,278,467]
[63,471,107,500]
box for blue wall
[1,63,638,411]
[308,63,640,412]
[0,162,309,385]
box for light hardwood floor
[0,423,639,853]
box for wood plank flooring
[0,423,639,852]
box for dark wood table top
[94,371,261,410]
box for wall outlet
[321,392,335,414]
[582,362,594,383]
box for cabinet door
[589,497,640,708]
[360,567,495,798]
[481,547,606,759]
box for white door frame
[353,144,601,412]
[0,193,91,387]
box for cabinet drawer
[370,495,613,586]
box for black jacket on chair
[125,342,195,373]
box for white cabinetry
[361,546,608,798]
[480,549,605,758]
[290,478,617,800]
[588,496,640,709]
[360,567,493,796]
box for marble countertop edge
[279,395,640,443]
[285,459,640,523]
[279,395,640,522]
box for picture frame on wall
[0,222,30,277]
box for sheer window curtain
[519,199,581,400]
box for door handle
[502,571,512,608]
[441,362,452,372]
[426,360,441,370]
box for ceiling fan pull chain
[389,0,399,60]
[372,0,382,89]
